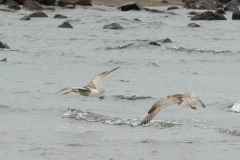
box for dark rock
[58,0,75,7]
[161,0,169,3]
[187,22,200,27]
[29,11,48,17]
[103,23,123,30]
[20,15,31,20]
[54,14,68,19]
[58,22,73,28]
[134,18,141,21]
[196,0,216,10]
[191,11,227,20]
[23,1,44,10]
[75,0,92,6]
[149,41,161,46]
[224,0,239,12]
[4,0,18,5]
[185,0,196,9]
[188,11,199,15]
[14,0,55,5]
[8,4,21,10]
[232,11,240,19]
[0,41,10,49]
[0,58,7,62]
[161,38,172,43]
[218,0,231,3]
[63,4,75,9]
[216,3,223,8]
[215,8,226,14]
[144,7,165,13]
[167,6,179,10]
[117,1,144,11]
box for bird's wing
[180,92,206,108]
[197,98,206,108]
[55,87,89,94]
[86,67,119,89]
[140,97,178,125]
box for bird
[56,67,119,98]
[140,92,206,125]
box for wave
[219,128,240,137]
[166,46,231,54]
[113,94,152,100]
[61,108,182,128]
[227,101,240,113]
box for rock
[0,41,10,49]
[185,0,196,9]
[29,11,48,18]
[134,18,141,21]
[13,0,55,5]
[0,58,7,62]
[54,14,68,19]
[161,0,169,3]
[232,11,240,19]
[4,0,18,5]
[188,11,199,15]
[103,23,123,30]
[218,0,231,3]
[117,1,144,11]
[191,11,227,20]
[58,0,75,7]
[58,22,73,28]
[215,8,226,14]
[216,3,223,8]
[144,7,165,13]
[20,15,31,20]
[23,1,44,11]
[63,4,75,9]
[196,0,216,10]
[8,4,21,10]
[224,0,239,12]
[161,38,172,43]
[167,6,179,10]
[149,41,161,46]
[187,22,200,27]
[75,0,92,6]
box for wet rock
[23,1,44,11]
[149,41,161,46]
[185,0,196,9]
[216,3,223,8]
[63,4,75,9]
[224,0,239,12]
[196,0,216,10]
[167,6,180,10]
[58,22,73,28]
[58,0,75,7]
[161,0,169,3]
[134,18,141,21]
[191,11,227,20]
[215,8,226,14]
[8,4,21,10]
[103,23,123,30]
[117,1,144,11]
[54,14,68,19]
[20,15,30,20]
[14,0,55,5]
[75,0,92,6]
[29,11,48,18]
[0,41,10,49]
[0,58,7,62]
[188,11,199,15]
[187,22,200,27]
[232,11,240,19]
[144,7,165,13]
[161,38,172,43]
[4,0,18,5]
[218,0,231,3]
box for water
[1,5,240,159]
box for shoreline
[92,0,184,7]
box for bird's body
[56,67,119,98]
[140,92,205,125]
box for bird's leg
[191,107,197,110]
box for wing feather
[140,97,178,125]
[55,87,89,94]
[86,67,119,89]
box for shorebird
[56,67,119,98]
[140,92,206,125]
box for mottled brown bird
[56,67,119,98]
[140,92,205,125]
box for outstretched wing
[86,67,119,89]
[55,87,89,94]
[140,97,178,125]
[180,92,206,108]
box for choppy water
[1,5,240,160]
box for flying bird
[56,67,119,98]
[140,92,205,125]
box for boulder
[103,23,123,30]
[161,38,172,43]
[0,58,7,62]
[54,14,68,18]
[224,0,239,12]
[20,15,31,20]
[196,0,216,10]
[161,0,169,3]
[14,0,55,5]
[0,41,10,49]
[117,1,144,11]
[188,11,199,15]
[167,6,179,10]
[149,41,161,46]
[29,11,48,17]
[63,4,75,9]
[74,0,92,6]
[23,1,44,10]
[4,0,18,5]
[58,22,73,28]
[8,4,21,10]
[58,0,75,7]
[144,7,165,13]
[215,8,226,14]
[191,11,227,20]
[187,22,200,27]
[232,11,240,19]
[185,0,197,9]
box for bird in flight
[56,67,119,99]
[140,92,205,125]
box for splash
[219,128,240,137]
[113,94,152,100]
[167,46,231,54]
